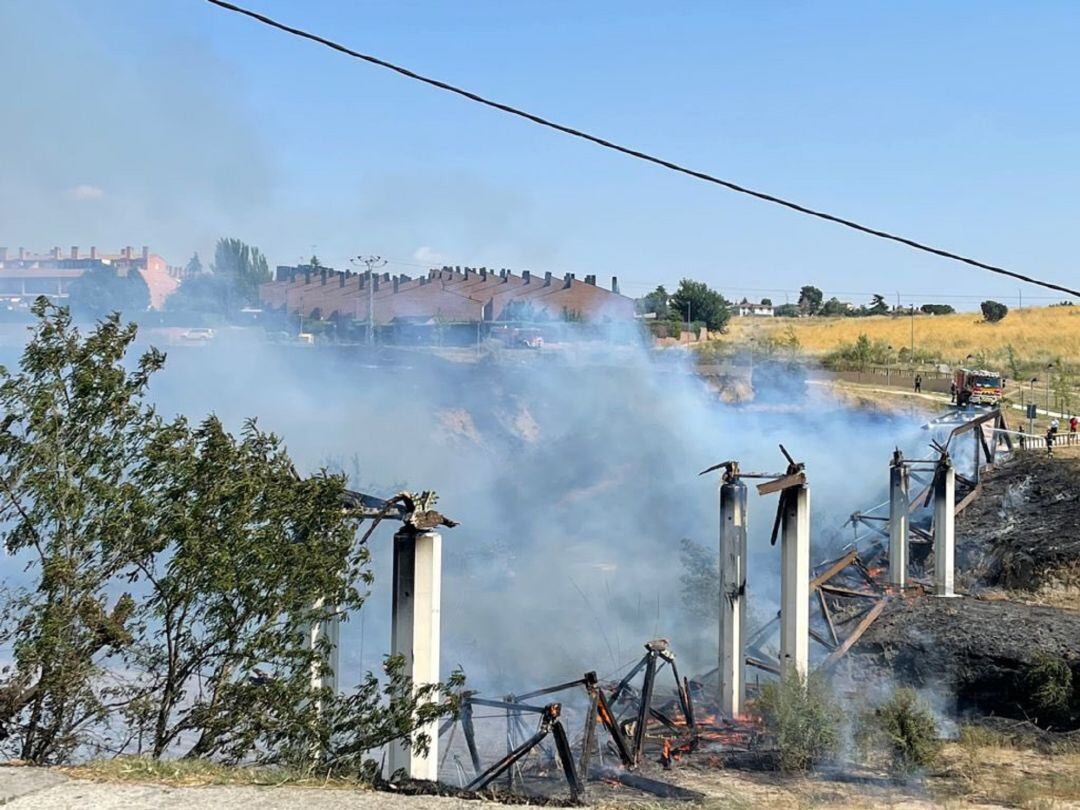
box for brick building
[0,245,183,310]
[260,265,634,325]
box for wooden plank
[818,584,879,600]
[818,599,888,672]
[746,656,781,675]
[810,549,859,591]
[756,472,806,496]
[818,589,838,645]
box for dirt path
[0,768,490,810]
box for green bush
[755,671,841,772]
[1024,653,1074,724]
[873,688,941,772]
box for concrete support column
[779,485,810,678]
[933,458,956,597]
[389,527,443,780]
[307,603,341,695]
[888,461,909,588]
[718,479,747,718]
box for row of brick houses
[0,246,183,310]
[260,265,635,325]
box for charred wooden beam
[818,599,888,672]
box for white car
[181,327,216,342]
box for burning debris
[434,640,747,802]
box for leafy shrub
[755,671,841,772]
[872,688,941,772]
[1024,653,1074,725]
[981,300,1009,322]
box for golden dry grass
[725,305,1080,366]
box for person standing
[914,374,923,394]
[1070,415,1078,433]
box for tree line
[63,238,271,321]
[0,301,459,771]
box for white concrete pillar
[389,527,443,780]
[718,478,747,718]
[779,485,810,678]
[933,459,956,597]
[888,461,909,588]
[308,604,341,695]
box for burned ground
[851,450,1080,728]
[854,596,1080,721]
[957,450,1080,595]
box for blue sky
[2,1,1078,308]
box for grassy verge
[63,756,370,789]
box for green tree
[820,297,848,317]
[669,279,730,332]
[797,285,823,316]
[919,303,955,315]
[636,285,670,318]
[67,267,151,319]
[760,297,773,306]
[213,237,271,313]
[981,300,1009,323]
[0,301,462,768]
[165,274,230,317]
[126,416,372,760]
[0,300,163,762]
[185,253,204,276]
[868,294,889,316]
[774,303,800,318]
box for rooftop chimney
[339,273,346,287]
[480,268,487,280]
[373,275,380,292]
[123,246,133,260]
[90,246,97,260]
[544,271,552,287]
[563,272,573,289]
[18,247,26,260]
[70,246,78,259]
[142,246,150,262]
[464,267,471,279]
[51,247,61,259]
[383,271,390,282]
[522,270,530,284]
[611,276,620,294]
[393,277,400,293]
[585,274,596,285]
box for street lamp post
[351,255,387,347]
[1046,363,1054,415]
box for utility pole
[352,255,387,346]
[909,305,915,368]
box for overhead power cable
[205,0,1079,299]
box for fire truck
[953,367,1003,407]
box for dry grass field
[725,305,1080,367]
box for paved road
[0,768,494,809]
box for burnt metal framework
[735,408,1016,679]
[438,640,696,801]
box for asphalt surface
[0,768,493,809]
